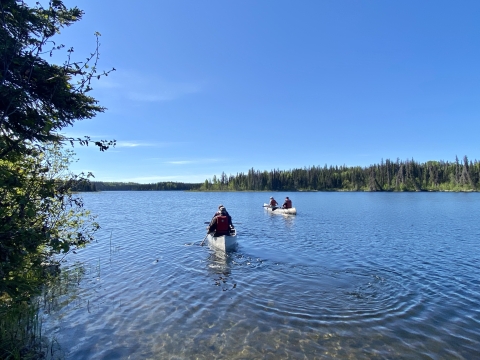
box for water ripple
[42,192,480,359]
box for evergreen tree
[1,0,114,300]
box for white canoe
[208,229,237,252]
[263,203,297,215]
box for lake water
[42,191,480,359]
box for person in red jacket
[282,197,292,209]
[208,206,234,236]
[269,196,278,210]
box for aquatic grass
[0,219,111,359]
[0,299,45,359]
[0,266,81,359]
[0,263,61,359]
[107,230,120,260]
[41,262,87,315]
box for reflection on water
[42,262,88,315]
[41,192,480,359]
[206,250,235,290]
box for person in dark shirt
[212,204,229,218]
[282,197,292,209]
[208,206,234,235]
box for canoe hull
[263,203,297,215]
[208,229,237,252]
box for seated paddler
[207,206,234,236]
[269,196,278,210]
[282,196,292,209]
[212,204,230,218]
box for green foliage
[0,0,113,300]
[0,0,113,356]
[75,181,202,191]
[199,157,480,192]
[0,145,98,300]
[0,0,115,156]
[0,300,43,359]
[0,262,88,359]
[75,157,480,193]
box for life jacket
[216,215,229,234]
[285,199,292,208]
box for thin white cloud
[96,70,202,103]
[128,83,200,103]
[167,160,193,165]
[60,138,180,151]
[115,141,183,148]
[164,158,222,165]
[116,141,153,148]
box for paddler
[269,196,278,210]
[282,196,292,209]
[207,206,234,236]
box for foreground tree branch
[0,0,114,300]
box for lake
[42,191,480,359]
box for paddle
[264,204,278,211]
[200,233,209,246]
[264,202,278,209]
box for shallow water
[42,192,480,359]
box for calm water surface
[42,192,480,359]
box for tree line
[74,181,201,191]
[74,156,480,193]
[199,156,480,192]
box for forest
[200,156,479,191]
[74,181,201,191]
[79,156,480,192]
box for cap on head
[218,204,224,209]
[270,196,273,199]
[286,197,289,199]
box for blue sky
[57,0,480,183]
